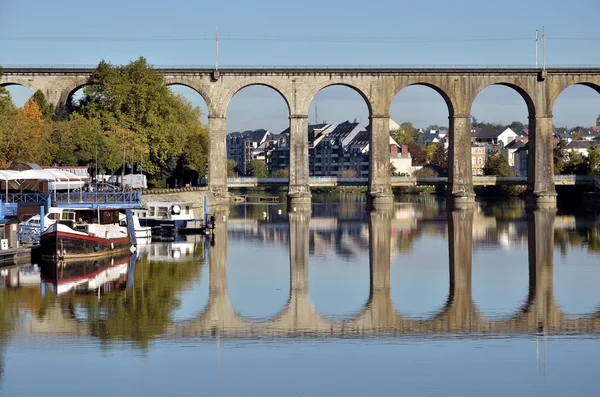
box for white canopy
[7,169,80,181]
[0,170,18,180]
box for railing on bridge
[227,175,599,187]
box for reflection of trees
[56,256,204,349]
[555,227,600,257]
[0,284,47,382]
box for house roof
[565,140,595,149]
[472,127,512,139]
[504,139,526,150]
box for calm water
[1,197,600,396]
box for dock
[0,247,32,266]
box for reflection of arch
[225,81,291,115]
[306,83,373,115]
[392,82,454,117]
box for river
[0,197,599,396]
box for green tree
[508,121,525,133]
[227,159,239,177]
[596,114,600,127]
[586,144,600,175]
[270,168,289,177]
[76,57,208,179]
[563,151,587,174]
[553,144,567,175]
[31,90,52,120]
[484,153,514,176]
[390,122,418,145]
[413,167,438,177]
[247,159,268,177]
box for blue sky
[1,0,600,132]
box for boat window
[185,206,190,215]
[62,212,76,221]
[157,207,168,217]
[47,213,60,220]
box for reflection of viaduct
[166,209,600,337]
[23,208,600,338]
[3,67,600,207]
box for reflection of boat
[39,208,135,260]
[133,201,208,237]
[138,239,203,262]
[40,252,137,295]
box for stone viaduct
[3,67,600,208]
[22,207,600,339]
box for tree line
[0,58,209,187]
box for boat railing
[0,192,141,206]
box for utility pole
[535,29,539,68]
[542,26,546,71]
[215,27,219,70]
[315,100,319,124]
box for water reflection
[0,202,597,349]
[40,253,136,296]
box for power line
[1,33,600,43]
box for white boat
[39,208,135,260]
[20,207,151,244]
[133,201,207,237]
[119,212,152,242]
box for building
[564,140,595,157]
[471,145,486,175]
[472,127,517,146]
[390,142,413,176]
[312,121,369,177]
[226,129,271,175]
[501,137,527,170]
[513,144,529,177]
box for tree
[508,121,525,133]
[586,144,600,175]
[338,168,358,178]
[407,142,426,165]
[390,122,418,145]
[247,159,268,177]
[553,144,567,175]
[430,143,447,170]
[17,97,43,123]
[425,143,438,163]
[413,167,438,177]
[227,159,239,177]
[31,90,52,120]
[270,168,289,178]
[76,57,208,179]
[484,153,514,176]
[596,114,600,127]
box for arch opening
[227,236,291,323]
[390,84,453,178]
[391,225,450,320]
[306,85,371,178]
[226,85,290,177]
[309,221,371,321]
[471,223,530,320]
[470,84,533,178]
[1,84,33,108]
[552,83,600,176]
